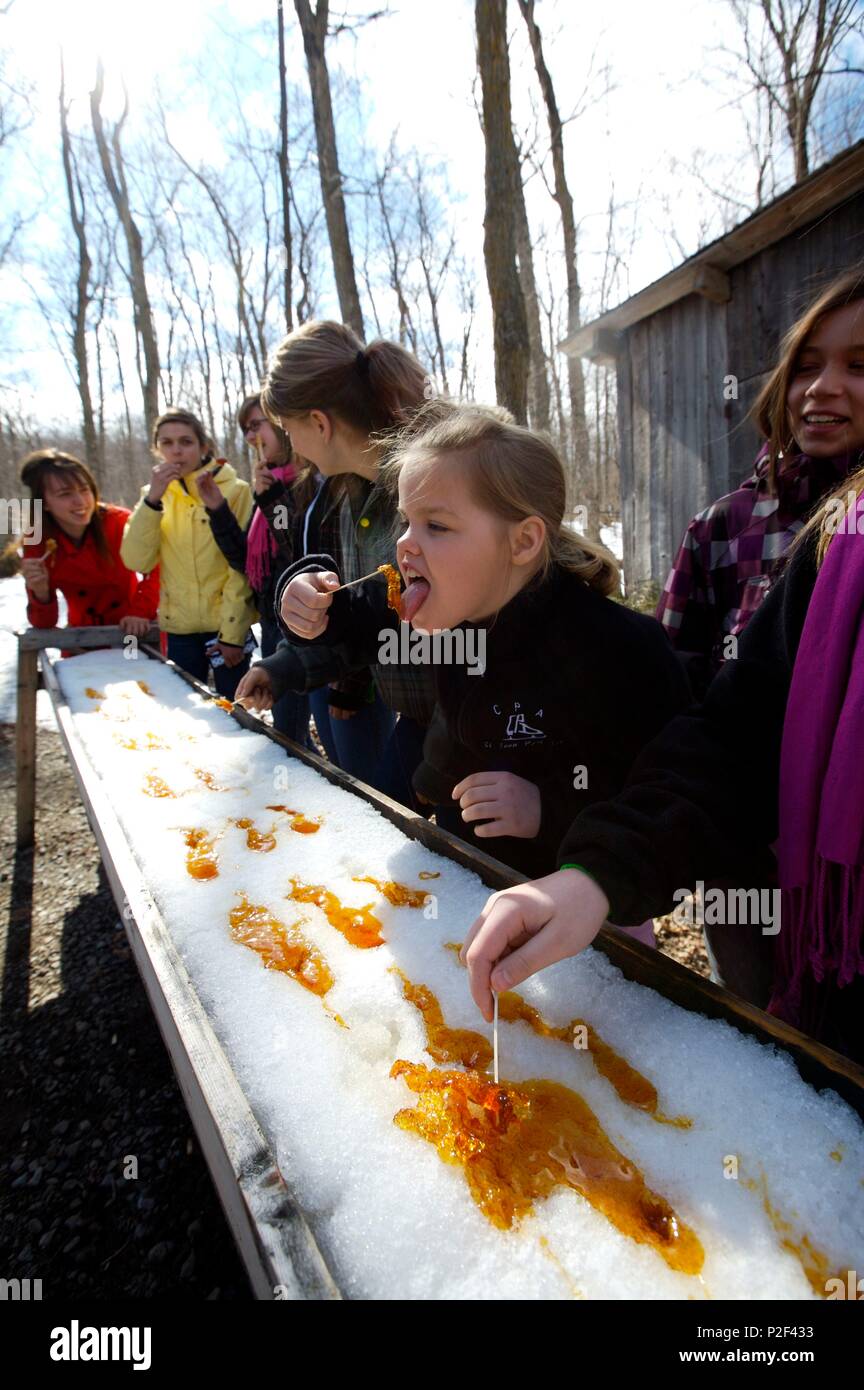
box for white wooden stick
[493,992,499,1083]
[332,569,388,594]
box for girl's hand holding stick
[280,567,395,639]
[253,435,275,494]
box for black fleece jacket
[559,535,821,923]
[412,564,690,885]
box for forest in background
[0,0,862,543]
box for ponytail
[261,320,429,436]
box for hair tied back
[355,349,370,377]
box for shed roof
[561,139,864,364]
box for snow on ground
[45,647,864,1301]
[0,576,64,728]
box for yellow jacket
[121,461,257,644]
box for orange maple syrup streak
[442,943,689,1126]
[183,828,219,880]
[743,1169,845,1298]
[233,818,277,852]
[377,563,402,616]
[418,870,440,880]
[84,688,105,700]
[194,768,226,791]
[286,879,384,948]
[392,968,492,1069]
[538,1236,585,1298]
[143,774,176,798]
[212,697,234,711]
[229,895,335,1001]
[116,731,166,751]
[354,876,429,908]
[390,1060,705,1274]
[136,681,154,696]
[266,806,322,834]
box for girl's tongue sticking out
[401,574,431,624]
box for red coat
[23,504,160,628]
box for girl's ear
[309,409,333,444]
[510,515,546,567]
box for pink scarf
[771,488,864,1026]
[245,464,295,594]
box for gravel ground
[0,725,251,1300]
[0,719,710,1302]
[654,910,711,977]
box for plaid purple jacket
[656,448,860,689]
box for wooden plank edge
[19,624,160,652]
[41,654,342,1302]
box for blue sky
[2,0,862,425]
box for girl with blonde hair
[386,402,689,887]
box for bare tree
[90,62,161,437]
[372,143,418,352]
[158,107,275,389]
[513,140,550,431]
[475,0,529,423]
[728,0,861,182]
[292,185,323,324]
[294,0,364,337]
[517,0,594,523]
[413,190,453,393]
[277,0,294,333]
[457,263,477,399]
[57,59,99,469]
[0,17,32,272]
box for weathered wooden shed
[562,140,864,590]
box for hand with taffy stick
[252,435,276,495]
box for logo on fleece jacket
[490,701,546,746]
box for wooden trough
[14,626,864,1299]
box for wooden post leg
[16,644,38,848]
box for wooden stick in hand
[331,568,388,594]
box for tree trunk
[90,62,160,436]
[475,0,529,424]
[512,143,550,431]
[294,0,364,339]
[277,0,294,333]
[517,0,596,533]
[59,59,98,470]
